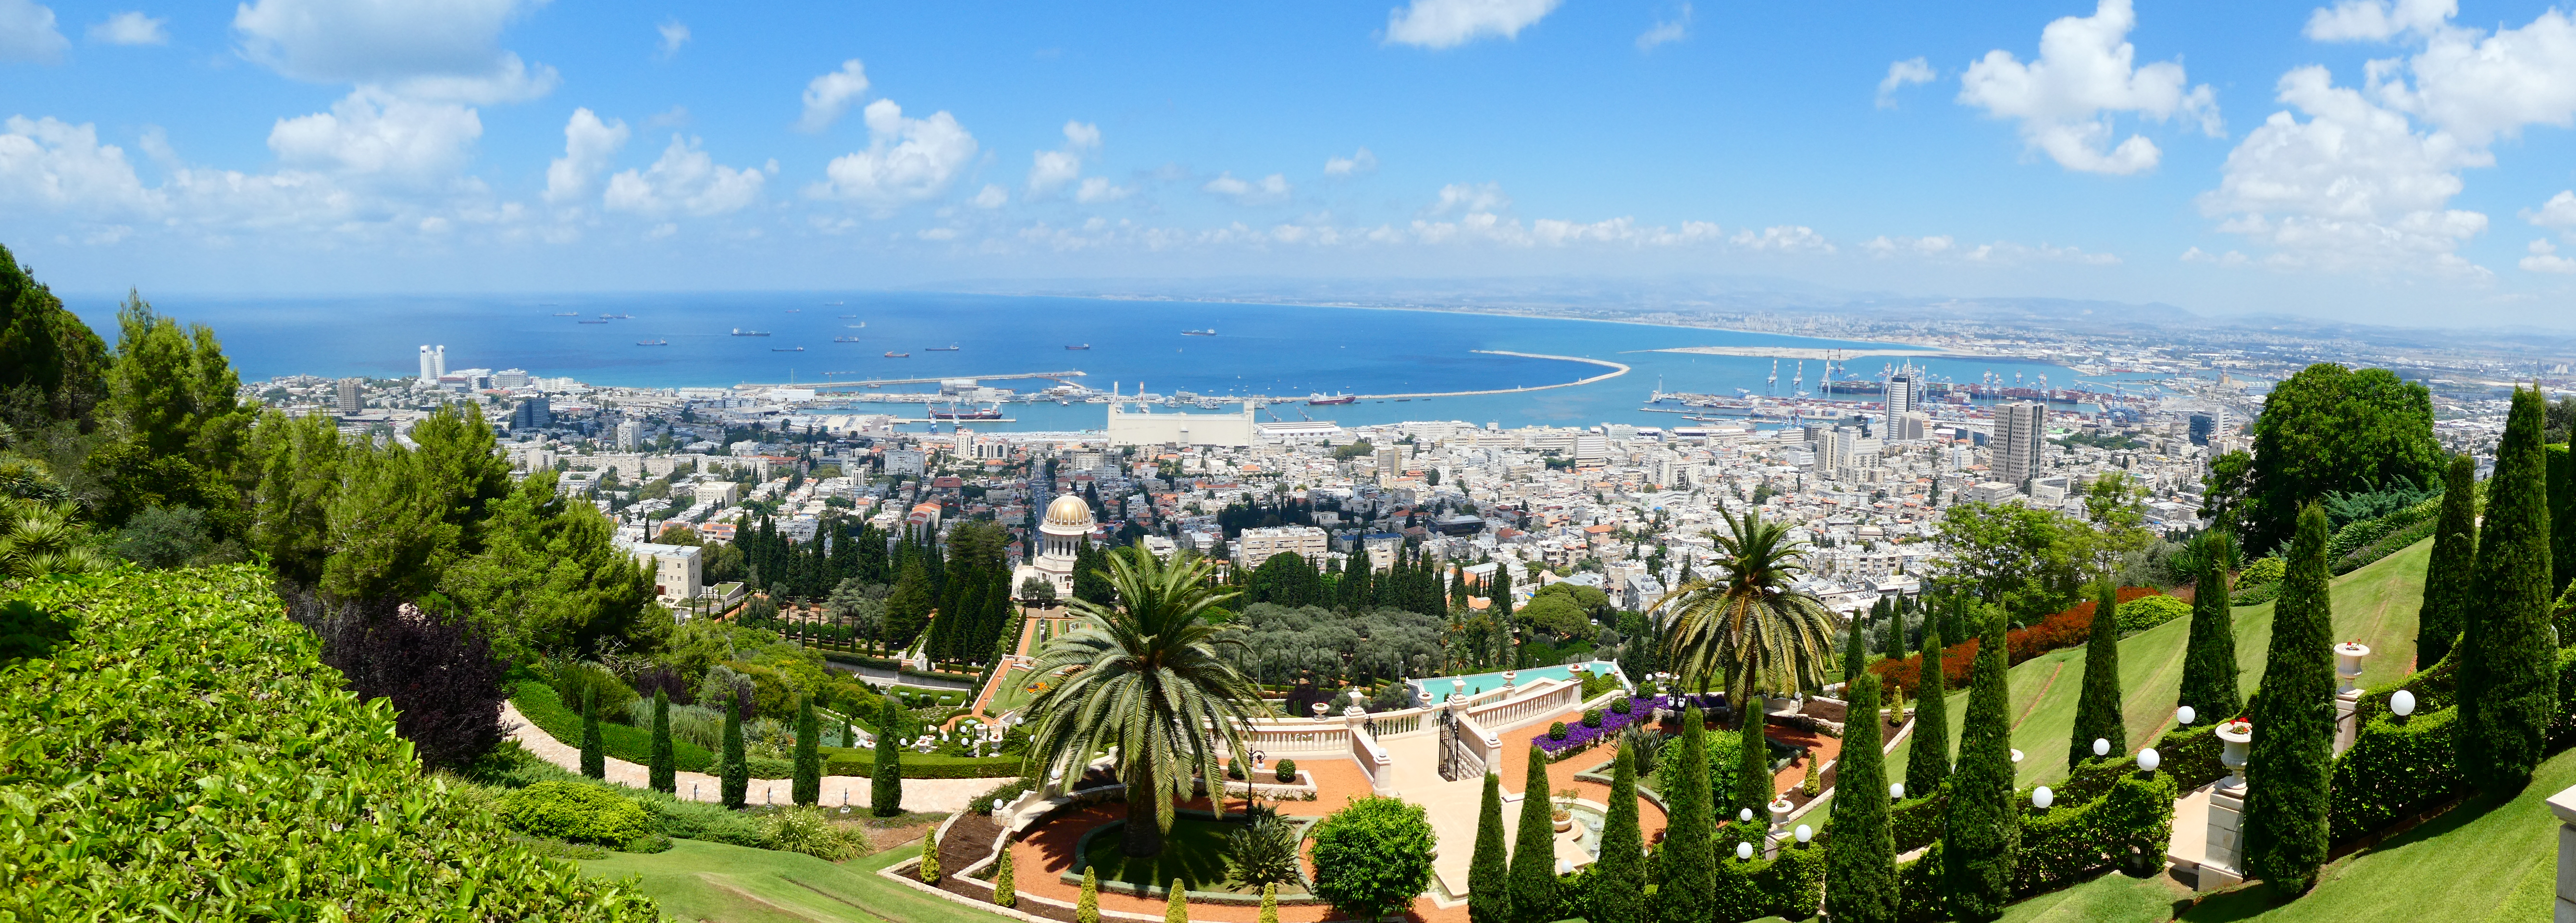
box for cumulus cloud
[1385,0,1561,49]
[2520,237,2576,272]
[1865,234,2118,265]
[1878,58,1935,109]
[1731,225,1835,253]
[1026,120,1100,194]
[2180,247,2253,265]
[1324,147,1378,176]
[796,59,871,133]
[603,135,767,218]
[1073,176,1130,203]
[2304,0,2452,42]
[0,116,158,214]
[0,0,67,62]
[233,0,557,103]
[544,108,628,205]
[1957,0,2219,175]
[1428,181,1508,215]
[2369,9,2576,147]
[656,20,688,59]
[1636,3,1689,52]
[268,88,483,186]
[970,183,1007,208]
[2199,66,2488,275]
[2525,189,2576,228]
[1203,172,1289,206]
[89,11,165,46]
[806,98,978,207]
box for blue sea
[74,292,2084,431]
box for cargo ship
[884,351,910,358]
[772,346,804,352]
[552,312,578,317]
[1307,393,1355,405]
[637,339,668,346]
[1181,329,1216,336]
[731,328,770,336]
[577,318,609,324]
[929,404,1005,420]
[833,336,864,343]
[1065,344,1090,350]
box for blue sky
[8,0,2576,326]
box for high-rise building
[1375,445,1405,486]
[615,419,642,450]
[334,378,362,415]
[1885,370,1919,418]
[1997,401,2047,490]
[493,368,532,390]
[2188,411,2226,447]
[417,346,435,382]
[509,396,551,430]
[1896,411,1931,441]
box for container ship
[772,346,805,352]
[929,404,1005,420]
[1306,393,1355,405]
[833,336,864,343]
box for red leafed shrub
[1865,587,2164,699]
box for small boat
[552,312,578,317]
[1181,329,1216,336]
[839,314,858,318]
[773,346,805,352]
[637,339,668,346]
[925,345,959,351]
[834,337,864,343]
[1307,393,1356,405]
[884,351,910,358]
[731,328,770,337]
[1065,344,1090,350]
[577,319,609,324]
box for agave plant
[1617,721,1666,776]
[1647,506,1836,709]
[0,499,109,579]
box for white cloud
[2525,190,2576,228]
[2199,66,2489,275]
[1324,147,1378,176]
[2181,246,2252,265]
[656,20,688,59]
[0,116,158,213]
[1203,172,1290,206]
[2368,9,2576,147]
[1073,176,1130,203]
[1026,120,1100,194]
[603,135,766,218]
[1429,181,1508,215]
[796,59,871,133]
[89,11,165,46]
[267,88,483,186]
[1731,225,1835,253]
[2304,0,2452,42]
[1384,0,1561,50]
[233,0,557,103]
[1957,0,2219,175]
[2520,237,2576,272]
[0,0,67,62]
[1877,58,1935,109]
[807,98,978,207]
[1868,234,2117,265]
[970,183,1007,208]
[544,107,628,205]
[1636,3,1689,52]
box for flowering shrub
[1582,709,1603,728]
[1870,588,2167,698]
[1535,695,1718,758]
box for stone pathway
[501,701,998,812]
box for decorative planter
[2334,643,2370,695]
[2217,720,2253,785]
[1552,812,1574,833]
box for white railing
[1351,727,1394,795]
[1468,679,1582,733]
[1456,711,1500,775]
[1373,711,1428,739]
[1241,722,1352,755]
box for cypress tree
[992,838,1016,907]
[2549,441,2571,599]
[793,696,822,806]
[1907,613,1951,794]
[1077,867,1100,923]
[720,691,749,809]
[1164,879,1187,923]
[1588,744,1647,923]
[2460,386,2560,789]
[1468,772,1512,923]
[2243,504,2335,892]
[2178,530,2244,723]
[1886,600,1909,662]
[919,825,940,882]
[2068,581,2125,772]
[1735,708,1771,820]
[2418,455,2478,670]
[872,697,904,816]
[1508,746,1558,923]
[1843,611,1868,690]
[579,687,605,779]
[649,689,676,793]
[1825,674,1898,923]
[1652,707,1716,923]
[1942,609,2016,921]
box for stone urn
[2217,720,2253,786]
[2334,643,2370,695]
[1552,809,1574,833]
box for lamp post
[2032,786,2054,811]
[2177,705,2196,726]
[2391,689,2416,726]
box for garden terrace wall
[0,566,661,921]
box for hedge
[2115,595,2192,636]
[516,679,717,773]
[2328,706,2466,842]
[1870,588,2167,698]
[1894,842,1946,923]
[2333,515,2439,576]
[1887,785,1950,854]
[2009,771,2176,896]
[499,780,661,847]
[0,565,661,921]
[1707,841,1825,922]
[2327,496,2441,574]
[822,749,1027,779]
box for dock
[750,370,1089,391]
[1349,351,1629,400]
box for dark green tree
[2244,363,2443,553]
[1942,609,2016,921]
[793,696,822,806]
[883,559,934,649]
[2176,530,2244,723]
[872,696,904,816]
[0,244,112,427]
[2417,454,2478,669]
[2547,441,2570,599]
[1907,613,1951,794]
[1588,744,1647,923]
[2460,386,2561,790]
[1507,746,1557,923]
[649,689,675,794]
[1825,674,1898,923]
[1468,772,1511,923]
[2243,504,2335,892]
[579,687,605,779]
[1651,707,1716,923]
[2068,581,2125,772]
[1843,610,1868,690]
[1735,709,1771,820]
[720,691,749,810]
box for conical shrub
[2178,530,2243,722]
[2461,386,2560,789]
[2244,503,2335,892]
[1907,613,1951,794]
[1468,772,1511,923]
[2068,581,2125,772]
[1825,674,1898,923]
[1507,746,1557,923]
[1651,707,1715,923]
[1942,609,2016,921]
[2417,455,2478,670]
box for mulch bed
[935,811,1092,920]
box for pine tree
[1736,708,1771,820]
[2418,455,2478,670]
[793,696,822,806]
[1652,707,1716,923]
[2068,581,2125,772]
[1825,674,1899,923]
[720,691,748,809]
[2460,386,2560,789]
[1588,744,1647,923]
[1942,609,2016,921]
[2243,504,2335,892]
[1508,746,1558,923]
[1907,613,1951,794]
[872,697,904,816]
[992,838,1017,907]
[1078,867,1101,923]
[649,689,675,794]
[1468,772,1512,923]
[2178,530,2244,723]
[578,686,605,779]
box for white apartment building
[1234,525,1328,571]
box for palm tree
[1647,506,1836,710]
[1020,544,1269,857]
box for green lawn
[1890,538,2431,791]
[985,665,1038,716]
[582,838,1016,923]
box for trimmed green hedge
[515,679,717,773]
[1895,842,1945,923]
[2333,516,2438,575]
[1887,785,1950,854]
[2115,595,2192,635]
[2009,771,2176,895]
[500,780,659,846]
[0,566,660,921]
[1707,837,1825,922]
[821,747,1025,779]
[2329,706,2466,842]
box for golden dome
[1044,494,1095,530]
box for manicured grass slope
[583,838,1016,923]
[1890,538,2430,790]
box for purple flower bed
[1535,694,1725,758]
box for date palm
[1021,544,1268,857]
[1648,506,1836,710]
